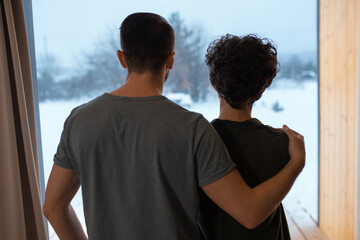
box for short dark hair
[206,34,279,109]
[120,12,175,73]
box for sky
[32,0,317,68]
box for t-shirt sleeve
[53,115,74,169]
[194,117,236,187]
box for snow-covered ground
[40,80,318,239]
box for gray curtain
[0,0,47,239]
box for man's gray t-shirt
[54,93,235,240]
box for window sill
[284,197,328,240]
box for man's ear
[166,52,175,70]
[117,50,127,69]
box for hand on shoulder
[282,125,305,174]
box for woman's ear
[117,50,127,69]
[166,52,175,70]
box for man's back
[199,118,291,240]
[54,93,235,239]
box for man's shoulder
[210,118,289,147]
[63,94,108,126]
[65,94,206,129]
[162,97,201,114]
[249,118,289,142]
[255,125,290,162]
[251,123,289,151]
[158,97,206,124]
[261,125,289,141]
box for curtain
[0,0,47,239]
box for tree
[76,29,126,97]
[37,14,210,102]
[302,60,317,73]
[278,54,318,82]
[36,53,63,101]
[168,12,209,101]
[279,54,304,80]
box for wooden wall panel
[319,0,360,239]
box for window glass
[32,1,318,238]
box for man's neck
[218,98,252,122]
[110,71,165,97]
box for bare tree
[37,13,210,102]
[77,29,126,96]
[168,12,209,101]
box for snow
[166,92,193,108]
[40,80,318,239]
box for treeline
[37,12,317,102]
[278,55,317,80]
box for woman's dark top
[199,118,291,240]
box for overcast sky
[32,0,317,68]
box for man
[199,34,291,240]
[43,13,305,240]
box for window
[32,1,318,238]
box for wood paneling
[319,0,360,239]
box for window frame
[23,0,49,237]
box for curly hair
[206,34,279,109]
